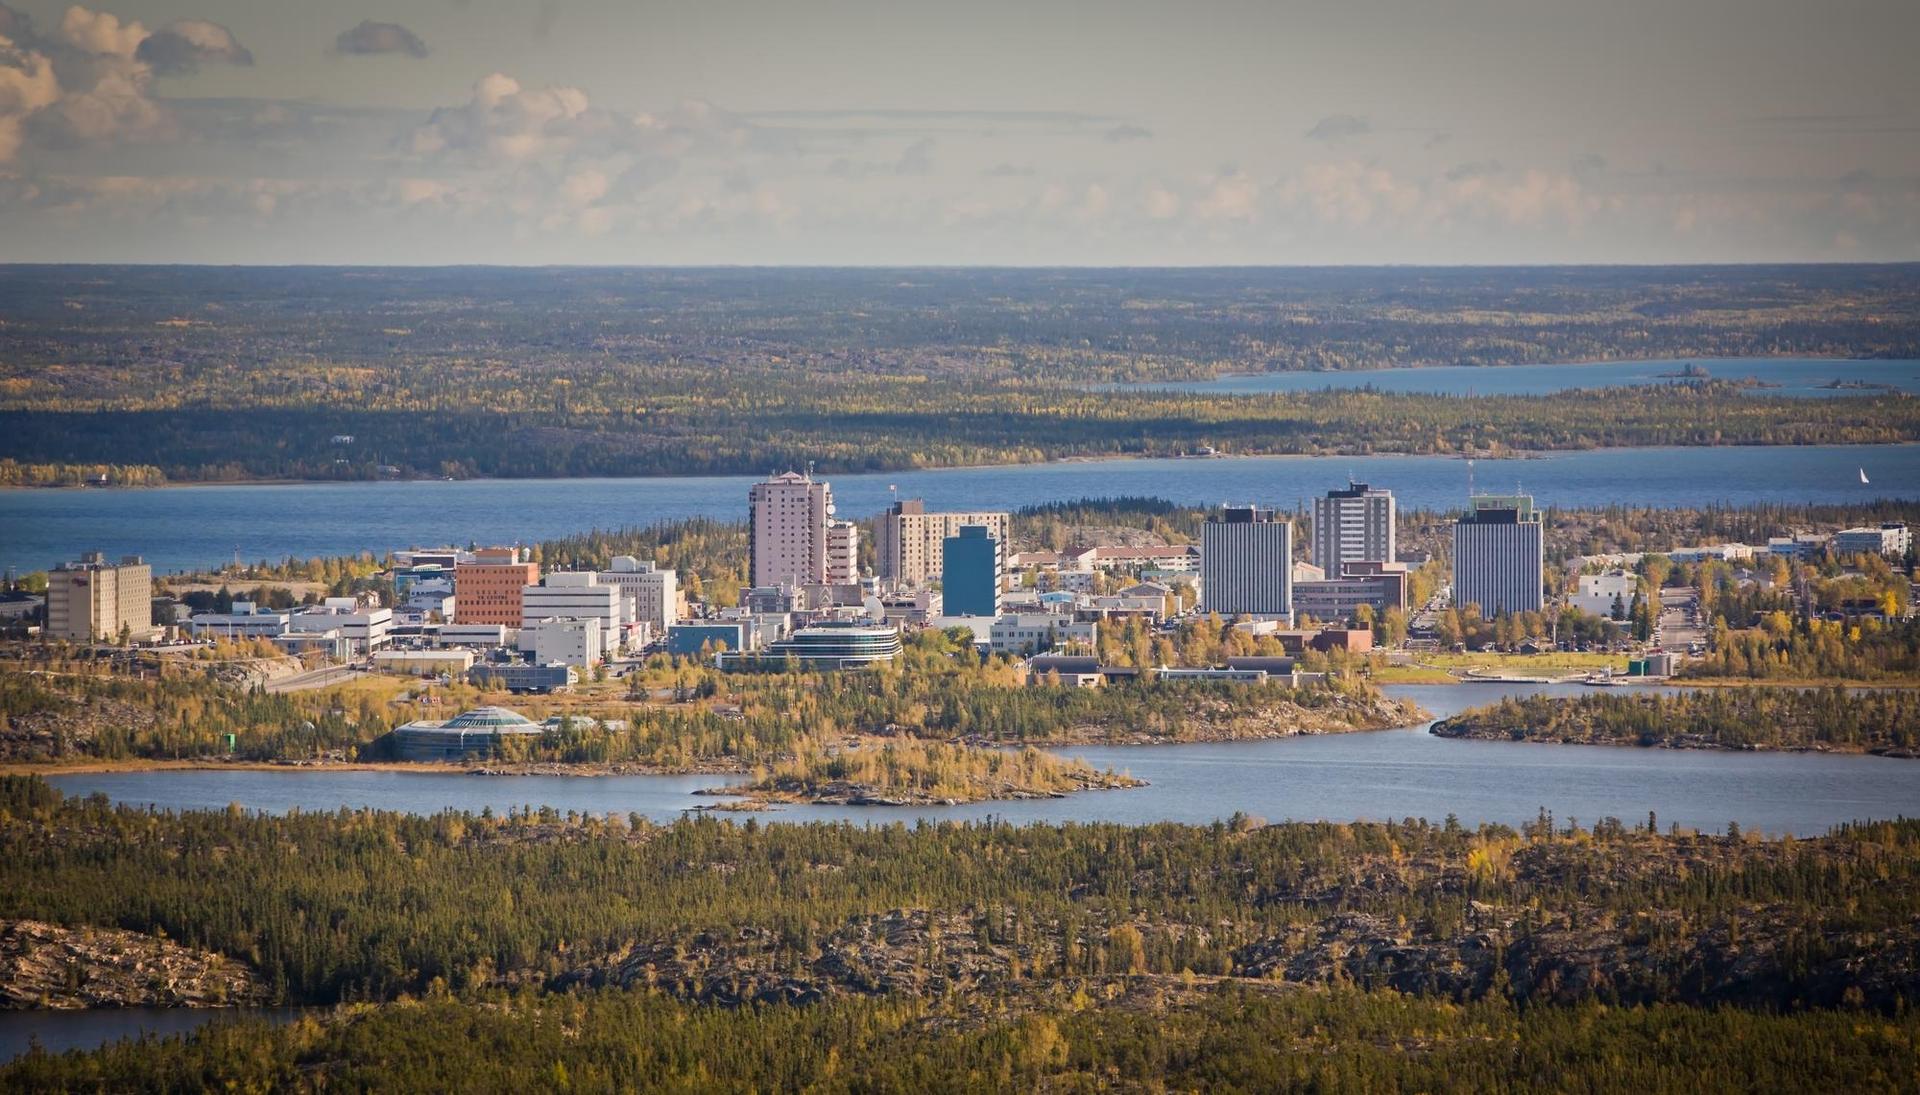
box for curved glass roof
[441,705,535,730]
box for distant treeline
[1434,687,1920,753]
[4,264,1919,482]
[5,381,1917,482]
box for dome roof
[442,705,535,730]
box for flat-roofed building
[289,597,393,654]
[750,471,836,587]
[1200,505,1293,620]
[521,573,625,653]
[46,553,157,643]
[876,500,1012,587]
[453,548,540,626]
[188,601,290,640]
[1452,495,1544,616]
[1313,482,1396,577]
[941,524,1003,617]
[600,556,679,631]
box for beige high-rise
[875,500,1011,588]
[46,553,155,643]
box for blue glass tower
[941,524,1002,617]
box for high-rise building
[826,520,860,584]
[600,556,679,630]
[1313,482,1396,576]
[876,500,1012,587]
[1200,505,1293,619]
[749,471,836,587]
[1452,495,1544,616]
[45,552,156,643]
[941,524,1003,617]
[453,547,540,626]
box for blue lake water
[1103,357,1920,397]
[0,1007,311,1064]
[3,445,1914,575]
[44,685,1920,838]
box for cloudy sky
[1,0,1916,264]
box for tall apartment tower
[453,547,541,626]
[1200,505,1293,619]
[1452,495,1545,616]
[749,471,836,587]
[941,524,1003,617]
[876,500,1012,588]
[46,552,155,643]
[1313,482,1395,575]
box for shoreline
[1,757,752,779]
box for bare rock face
[0,920,267,1010]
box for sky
[0,0,1916,265]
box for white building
[749,470,836,587]
[1313,482,1396,577]
[189,601,291,640]
[521,573,625,654]
[600,556,679,631]
[1833,524,1911,559]
[289,597,393,654]
[524,617,604,668]
[1572,572,1638,620]
[827,520,860,584]
[1453,495,1545,616]
[989,613,1097,655]
[1200,505,1293,620]
[434,623,511,648]
[875,500,1012,587]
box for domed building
[390,705,546,761]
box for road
[263,666,365,694]
[1653,587,1705,651]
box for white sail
[1860,468,1870,485]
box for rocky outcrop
[0,920,267,1009]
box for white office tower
[1200,505,1293,619]
[826,520,860,584]
[749,471,836,587]
[601,556,679,630]
[1313,482,1396,575]
[1452,495,1545,616]
[521,572,625,653]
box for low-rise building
[989,613,1098,655]
[290,597,393,654]
[1292,560,1409,622]
[468,662,576,693]
[521,617,603,668]
[389,705,546,761]
[434,623,511,648]
[522,573,625,654]
[189,601,290,640]
[1572,572,1639,620]
[666,621,753,658]
[1833,523,1911,559]
[717,623,902,670]
[373,649,477,676]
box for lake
[0,1007,311,1064]
[1102,356,1920,398]
[44,684,1920,838]
[3,444,1914,575]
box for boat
[1860,467,1871,485]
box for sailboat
[1860,467,1871,485]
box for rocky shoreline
[0,920,266,1010]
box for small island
[708,738,1144,806]
[1432,687,1920,756]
